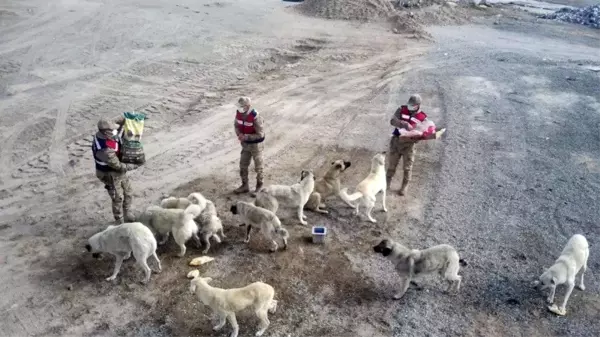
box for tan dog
[230,201,289,252]
[373,238,467,299]
[304,159,352,214]
[189,276,278,337]
[254,170,315,225]
[340,152,387,223]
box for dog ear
[85,244,91,252]
[550,277,556,285]
[382,247,393,256]
[230,205,237,214]
[343,161,351,169]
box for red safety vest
[393,106,428,136]
[236,109,264,143]
[92,135,120,172]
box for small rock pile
[540,4,600,29]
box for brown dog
[304,159,351,214]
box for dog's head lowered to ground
[373,239,394,257]
[229,204,238,215]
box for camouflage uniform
[92,118,139,223]
[234,97,265,194]
[387,94,424,196]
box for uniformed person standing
[386,94,429,196]
[92,118,140,223]
[233,97,265,194]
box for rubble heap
[540,4,600,29]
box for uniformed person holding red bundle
[233,97,265,194]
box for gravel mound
[540,4,600,29]
[297,0,396,21]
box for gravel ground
[0,1,599,337]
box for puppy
[340,152,387,223]
[304,159,352,214]
[136,203,203,257]
[230,201,289,252]
[373,238,466,299]
[254,170,315,225]
[85,222,161,284]
[190,276,277,337]
[195,200,226,254]
[160,196,192,209]
[534,234,589,316]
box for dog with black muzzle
[373,238,467,300]
[86,222,161,284]
[304,159,352,214]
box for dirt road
[1,1,599,336]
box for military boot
[234,171,250,194]
[399,170,412,196]
[123,209,135,223]
[250,175,264,197]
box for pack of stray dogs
[84,152,591,336]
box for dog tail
[339,188,362,203]
[459,259,468,267]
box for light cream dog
[373,238,467,299]
[304,159,352,214]
[85,222,162,284]
[195,200,226,254]
[136,204,203,257]
[254,170,315,225]
[189,276,277,337]
[534,234,589,316]
[160,192,208,210]
[230,201,289,252]
[339,152,387,223]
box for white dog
[373,238,466,299]
[195,200,226,254]
[189,276,278,337]
[535,234,589,316]
[230,200,289,252]
[340,152,387,223]
[136,204,203,257]
[85,222,161,284]
[254,170,315,225]
[160,192,208,210]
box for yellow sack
[120,112,147,164]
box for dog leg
[212,233,222,243]
[381,189,388,212]
[245,225,253,243]
[192,232,202,249]
[558,281,575,314]
[213,312,227,331]
[255,309,270,336]
[393,278,411,300]
[227,313,239,337]
[124,251,131,260]
[176,243,187,258]
[201,233,211,255]
[547,285,556,304]
[269,240,279,253]
[219,227,227,239]
[138,258,152,285]
[578,258,587,291]
[151,252,162,273]
[365,202,377,223]
[297,206,308,226]
[106,255,125,282]
[158,232,169,245]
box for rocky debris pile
[297,0,395,21]
[540,4,600,29]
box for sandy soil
[1,1,599,337]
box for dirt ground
[1,0,600,336]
